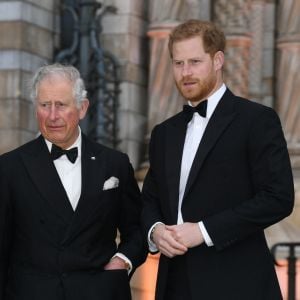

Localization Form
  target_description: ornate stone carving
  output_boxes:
[213,0,252,98]
[213,0,251,33]
[223,36,252,98]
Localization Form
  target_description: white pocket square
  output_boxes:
[103,176,119,190]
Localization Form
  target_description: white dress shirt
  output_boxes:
[148,84,226,251]
[45,130,82,211]
[178,84,226,246]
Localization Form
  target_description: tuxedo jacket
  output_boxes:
[0,134,147,300]
[142,89,294,300]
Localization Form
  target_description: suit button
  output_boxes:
[61,273,67,278]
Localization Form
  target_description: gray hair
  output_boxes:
[30,63,87,106]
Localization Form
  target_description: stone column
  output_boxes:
[213,0,252,98]
[248,0,276,107]
[101,0,148,169]
[0,0,56,153]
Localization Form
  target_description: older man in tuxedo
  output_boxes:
[0,63,146,300]
[142,20,294,300]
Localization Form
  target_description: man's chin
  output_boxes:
[180,91,197,100]
[179,89,204,102]
[44,134,64,144]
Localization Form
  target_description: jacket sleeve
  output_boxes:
[203,107,294,251]
[0,158,13,299]
[141,126,166,251]
[116,154,148,271]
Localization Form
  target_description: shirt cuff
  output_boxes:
[113,253,133,274]
[198,221,214,247]
[147,222,164,252]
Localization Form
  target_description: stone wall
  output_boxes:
[0,0,56,154]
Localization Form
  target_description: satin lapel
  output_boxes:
[20,136,74,223]
[165,113,187,223]
[184,90,237,198]
[64,135,106,243]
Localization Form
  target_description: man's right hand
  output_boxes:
[152,224,188,258]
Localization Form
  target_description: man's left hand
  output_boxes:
[166,222,204,248]
[104,256,128,271]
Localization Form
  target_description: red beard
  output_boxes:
[176,71,217,103]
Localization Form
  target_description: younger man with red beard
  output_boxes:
[142,20,294,300]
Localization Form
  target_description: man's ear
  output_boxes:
[214,51,224,71]
[79,99,89,120]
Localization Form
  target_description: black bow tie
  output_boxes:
[183,100,207,123]
[51,144,78,163]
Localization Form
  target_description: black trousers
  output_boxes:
[6,266,131,300]
[164,255,192,300]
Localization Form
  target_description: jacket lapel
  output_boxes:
[165,114,188,222]
[21,136,74,223]
[184,89,237,199]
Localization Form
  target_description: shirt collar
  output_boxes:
[188,83,226,119]
[44,126,82,157]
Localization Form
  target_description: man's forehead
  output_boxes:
[40,74,70,84]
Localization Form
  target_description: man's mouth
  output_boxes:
[48,125,63,130]
[183,81,197,87]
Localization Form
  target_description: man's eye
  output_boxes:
[40,103,49,108]
[191,60,201,65]
[56,103,65,107]
[173,61,183,67]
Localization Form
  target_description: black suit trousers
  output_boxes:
[6,267,131,300]
[164,256,192,300]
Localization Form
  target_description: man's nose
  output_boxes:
[49,106,59,120]
[182,63,192,76]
